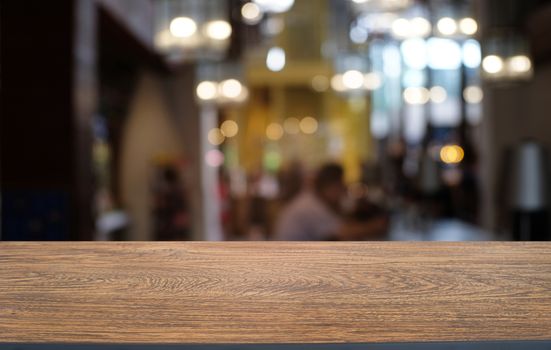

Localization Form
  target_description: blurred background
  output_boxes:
[1,0,550,241]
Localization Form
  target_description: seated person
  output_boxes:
[274,163,387,240]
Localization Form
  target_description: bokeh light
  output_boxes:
[482,55,504,74]
[508,55,532,73]
[436,17,457,36]
[207,128,225,145]
[205,149,224,167]
[403,87,430,105]
[220,120,239,138]
[342,70,364,89]
[204,20,232,40]
[299,116,318,134]
[169,17,197,38]
[459,17,478,35]
[283,117,300,134]
[219,79,243,99]
[311,75,329,92]
[266,122,284,140]
[266,46,286,72]
[241,2,263,25]
[430,86,447,104]
[463,86,483,104]
[440,144,465,164]
[196,81,218,101]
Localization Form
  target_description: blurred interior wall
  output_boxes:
[481,63,551,237]
[119,71,186,241]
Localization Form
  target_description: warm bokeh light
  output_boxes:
[299,116,318,134]
[482,55,504,74]
[283,117,300,134]
[459,17,478,35]
[220,120,239,138]
[311,75,329,92]
[204,20,232,40]
[430,86,447,104]
[169,17,197,38]
[403,87,430,105]
[219,79,243,99]
[207,128,225,145]
[508,55,532,73]
[266,122,284,140]
[241,2,263,25]
[463,86,483,104]
[330,74,346,92]
[266,47,286,72]
[363,72,382,90]
[440,144,465,164]
[342,70,364,89]
[436,17,457,36]
[196,81,218,100]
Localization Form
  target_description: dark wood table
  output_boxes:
[1,242,550,343]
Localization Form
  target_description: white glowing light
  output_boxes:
[508,55,532,73]
[463,86,483,104]
[430,86,447,103]
[427,38,462,70]
[342,70,364,89]
[241,2,263,25]
[459,17,478,35]
[363,72,382,90]
[220,79,243,99]
[221,120,239,138]
[170,17,197,38]
[411,17,432,37]
[482,55,504,74]
[204,20,232,40]
[391,18,410,38]
[437,17,457,36]
[266,47,285,72]
[462,39,481,68]
[253,0,294,13]
[401,38,428,70]
[383,45,402,78]
[403,87,430,104]
[196,81,218,100]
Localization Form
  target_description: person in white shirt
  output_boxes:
[275,163,387,240]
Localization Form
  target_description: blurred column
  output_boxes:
[168,67,223,241]
[199,105,224,241]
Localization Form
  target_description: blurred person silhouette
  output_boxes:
[274,163,387,240]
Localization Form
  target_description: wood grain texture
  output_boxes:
[1,242,551,343]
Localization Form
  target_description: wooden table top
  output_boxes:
[1,242,551,344]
